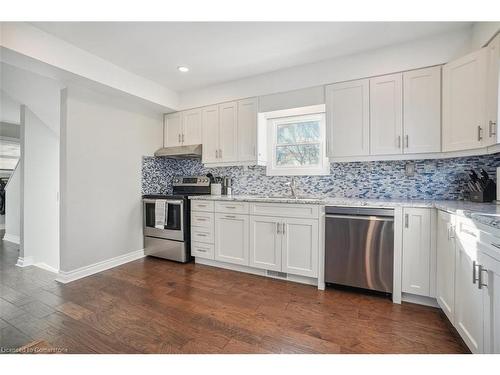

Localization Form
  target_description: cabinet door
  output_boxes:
[214,213,249,265]
[479,250,500,354]
[164,112,182,147]
[325,79,370,157]
[237,98,258,162]
[218,101,238,162]
[486,33,500,146]
[403,66,441,154]
[201,105,219,164]
[436,211,456,323]
[370,73,403,155]
[249,216,282,271]
[402,208,432,296]
[182,108,202,145]
[442,48,488,152]
[455,239,484,353]
[282,218,318,278]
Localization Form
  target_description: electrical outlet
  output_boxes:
[405,162,416,177]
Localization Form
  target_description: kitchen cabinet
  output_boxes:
[479,249,500,354]
[214,212,249,265]
[486,33,500,146]
[369,73,403,155]
[237,97,260,162]
[249,216,282,271]
[282,218,319,278]
[181,108,202,145]
[164,112,183,147]
[201,105,219,164]
[164,109,202,147]
[325,79,370,157]
[454,238,484,353]
[218,101,238,162]
[442,48,489,152]
[402,208,432,297]
[436,211,456,323]
[403,66,441,154]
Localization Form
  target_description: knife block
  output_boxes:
[469,180,497,203]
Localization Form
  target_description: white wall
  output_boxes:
[21,106,60,270]
[3,161,20,243]
[179,27,473,109]
[60,86,162,272]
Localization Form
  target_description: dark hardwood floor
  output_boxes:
[0,232,468,354]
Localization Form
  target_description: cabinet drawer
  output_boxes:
[215,201,249,214]
[191,242,214,260]
[191,200,214,212]
[191,211,214,229]
[250,203,319,218]
[191,226,214,244]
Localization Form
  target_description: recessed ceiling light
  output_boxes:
[177,66,189,73]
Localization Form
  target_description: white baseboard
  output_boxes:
[16,256,34,267]
[56,249,145,284]
[3,233,20,244]
[195,257,318,287]
[402,293,440,308]
[34,262,59,274]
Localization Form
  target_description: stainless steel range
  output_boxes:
[142,176,210,262]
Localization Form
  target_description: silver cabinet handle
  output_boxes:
[478,126,483,141]
[397,135,401,148]
[182,134,185,143]
[447,224,455,240]
[178,133,181,143]
[197,233,207,237]
[224,215,236,219]
[404,214,409,228]
[478,265,488,289]
[276,222,280,234]
[224,206,237,209]
[282,222,285,235]
[491,243,500,249]
[405,135,409,148]
[219,149,222,159]
[195,218,207,222]
[473,260,480,284]
[215,149,218,158]
[196,248,208,253]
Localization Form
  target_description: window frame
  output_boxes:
[264,105,329,176]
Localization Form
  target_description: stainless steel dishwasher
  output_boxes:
[325,206,394,293]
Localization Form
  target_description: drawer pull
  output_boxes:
[196,248,208,253]
[491,243,500,250]
[195,218,207,222]
[225,206,237,209]
[196,233,207,237]
[224,215,236,219]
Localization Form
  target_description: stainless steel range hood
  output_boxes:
[154,144,202,159]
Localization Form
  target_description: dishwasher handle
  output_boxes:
[325,214,394,222]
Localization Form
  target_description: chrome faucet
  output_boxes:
[288,176,298,198]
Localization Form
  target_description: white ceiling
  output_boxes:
[32,22,471,92]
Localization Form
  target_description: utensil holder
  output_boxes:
[211,183,222,196]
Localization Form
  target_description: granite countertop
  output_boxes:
[189,194,500,230]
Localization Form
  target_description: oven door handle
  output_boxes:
[325,214,393,222]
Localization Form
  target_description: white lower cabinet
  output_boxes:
[479,250,500,354]
[402,208,433,296]
[249,216,282,271]
[454,238,484,354]
[214,213,249,265]
[282,218,319,278]
[436,211,456,323]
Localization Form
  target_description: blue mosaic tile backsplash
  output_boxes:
[142,153,500,200]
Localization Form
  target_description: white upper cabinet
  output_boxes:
[218,101,238,163]
[442,48,489,152]
[238,97,259,162]
[403,66,442,154]
[201,105,219,164]
[182,108,202,145]
[486,33,500,146]
[164,112,183,147]
[402,208,432,297]
[369,73,403,155]
[325,79,370,157]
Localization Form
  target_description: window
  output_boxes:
[264,105,328,176]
